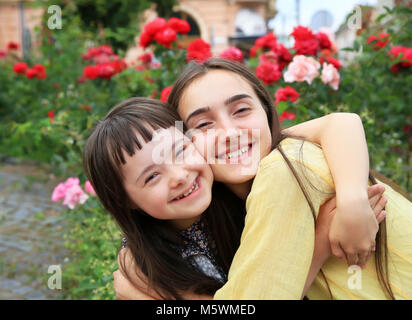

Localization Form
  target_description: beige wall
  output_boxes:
[0,1,43,55]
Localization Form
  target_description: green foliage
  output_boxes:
[61,197,122,300]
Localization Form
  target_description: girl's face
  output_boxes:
[177,69,272,186]
[121,126,214,229]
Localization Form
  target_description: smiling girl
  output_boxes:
[166,58,412,299]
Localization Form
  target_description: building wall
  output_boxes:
[0,0,43,55]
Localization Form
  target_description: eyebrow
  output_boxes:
[185,94,253,124]
[135,138,185,183]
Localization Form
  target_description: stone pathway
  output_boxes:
[0,160,69,299]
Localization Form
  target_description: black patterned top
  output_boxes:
[121,218,227,283]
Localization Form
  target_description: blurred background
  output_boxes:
[0,0,411,299]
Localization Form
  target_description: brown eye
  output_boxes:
[234,107,250,115]
[145,173,159,184]
[195,122,212,129]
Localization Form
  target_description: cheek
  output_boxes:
[130,187,170,218]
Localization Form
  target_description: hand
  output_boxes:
[328,184,387,268]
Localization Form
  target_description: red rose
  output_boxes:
[0,50,7,58]
[36,71,47,79]
[187,39,212,63]
[291,26,315,41]
[255,62,281,85]
[320,56,342,69]
[160,86,173,102]
[25,68,38,79]
[389,46,412,73]
[272,43,292,70]
[139,31,152,48]
[154,27,177,47]
[249,45,259,57]
[144,17,167,37]
[275,86,300,105]
[83,65,100,80]
[316,32,332,50]
[7,41,19,50]
[255,33,277,51]
[219,47,243,62]
[167,17,190,35]
[279,111,296,123]
[13,62,28,74]
[294,38,319,56]
[138,52,154,64]
[48,110,55,123]
[367,33,390,50]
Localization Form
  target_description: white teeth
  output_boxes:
[175,180,199,200]
[225,146,250,160]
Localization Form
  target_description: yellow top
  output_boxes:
[214,138,412,300]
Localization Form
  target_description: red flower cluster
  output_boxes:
[160,86,173,102]
[367,33,390,50]
[186,39,212,63]
[139,17,190,48]
[319,56,342,69]
[7,41,19,50]
[13,62,47,79]
[291,26,332,56]
[250,33,278,57]
[138,52,154,64]
[275,86,300,105]
[83,59,127,80]
[389,46,412,73]
[82,44,118,64]
[219,46,243,62]
[255,62,281,85]
[279,111,296,124]
[250,33,293,85]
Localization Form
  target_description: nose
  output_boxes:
[215,115,242,150]
[168,165,189,189]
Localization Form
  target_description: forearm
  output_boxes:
[284,113,370,202]
[319,113,369,202]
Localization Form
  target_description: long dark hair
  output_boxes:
[83,97,246,299]
[168,58,395,300]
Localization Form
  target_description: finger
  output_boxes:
[376,210,387,224]
[360,251,371,269]
[368,192,382,208]
[367,184,385,199]
[357,251,369,269]
[330,241,346,262]
[373,197,388,216]
[346,252,359,266]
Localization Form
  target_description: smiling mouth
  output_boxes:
[173,177,200,201]
[217,143,253,160]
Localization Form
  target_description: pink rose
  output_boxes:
[284,55,320,84]
[63,184,89,210]
[321,62,340,90]
[51,182,67,202]
[84,181,96,196]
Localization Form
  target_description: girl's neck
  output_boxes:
[225,180,253,200]
[170,214,202,231]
